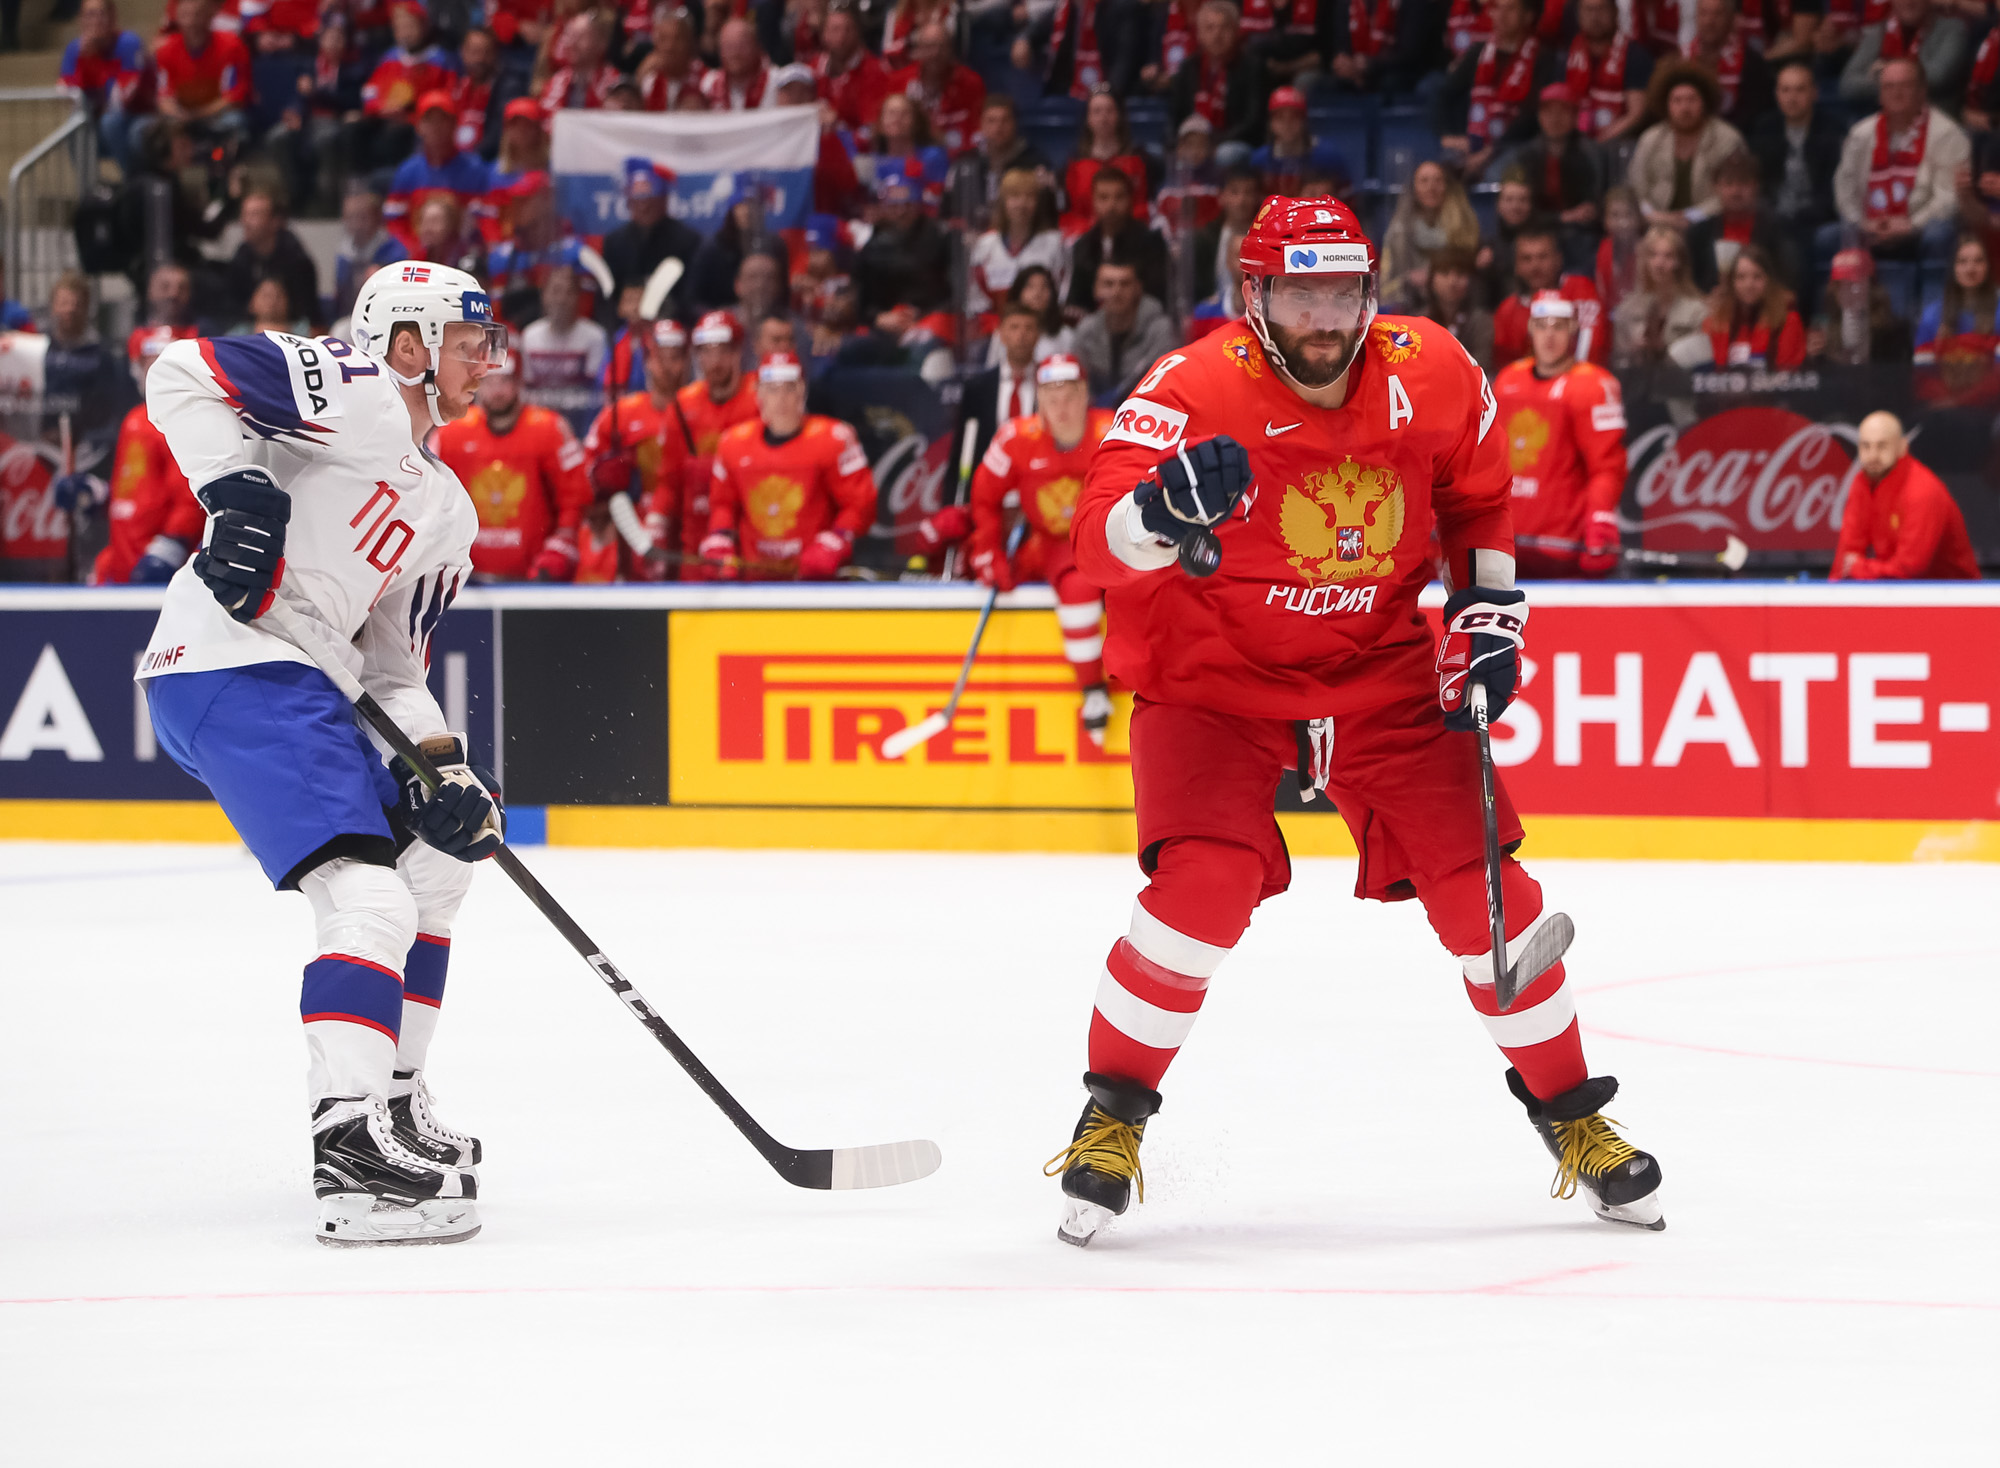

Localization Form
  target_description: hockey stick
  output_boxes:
[1622,535,1749,573]
[1470,682,1575,1012]
[880,516,1028,759]
[638,257,685,321]
[939,416,978,582]
[261,598,943,1191]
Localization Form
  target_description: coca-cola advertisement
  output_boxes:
[0,430,59,567]
[1628,406,1859,557]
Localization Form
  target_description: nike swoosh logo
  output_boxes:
[1266,421,1302,437]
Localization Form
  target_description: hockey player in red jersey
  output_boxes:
[1492,224,1608,366]
[674,310,760,578]
[433,347,593,580]
[91,334,204,584]
[702,352,878,580]
[1046,197,1665,1246]
[584,317,691,578]
[962,354,1120,744]
[1491,291,1628,577]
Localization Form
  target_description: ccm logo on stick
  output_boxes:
[1105,398,1188,451]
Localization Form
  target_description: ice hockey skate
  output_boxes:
[1045,1072,1161,1246]
[1506,1068,1665,1230]
[1079,684,1114,747]
[387,1068,482,1170]
[312,1095,481,1247]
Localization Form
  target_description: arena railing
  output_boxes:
[3,90,96,318]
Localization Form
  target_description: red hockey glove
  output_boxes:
[530,528,579,582]
[1578,511,1621,577]
[1437,586,1528,731]
[699,530,740,580]
[968,543,1015,590]
[591,453,636,499]
[918,505,972,549]
[798,528,853,580]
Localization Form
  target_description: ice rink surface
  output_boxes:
[1,840,1994,1464]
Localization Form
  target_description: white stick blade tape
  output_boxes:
[830,1140,943,1189]
[880,714,947,760]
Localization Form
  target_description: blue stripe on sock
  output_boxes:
[301,955,404,1036]
[403,935,450,1006]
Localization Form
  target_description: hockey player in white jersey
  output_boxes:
[136,263,507,1246]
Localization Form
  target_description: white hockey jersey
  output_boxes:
[135,331,476,747]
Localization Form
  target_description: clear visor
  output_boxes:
[1258,273,1374,332]
[441,322,511,368]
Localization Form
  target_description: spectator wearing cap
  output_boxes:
[386,90,495,247]
[1064,165,1169,317]
[1510,84,1604,273]
[1685,0,1774,134]
[489,97,550,194]
[702,350,877,582]
[891,22,986,156]
[948,95,1056,225]
[542,12,623,110]
[1686,151,1794,292]
[1169,1,1268,171]
[151,0,252,154]
[347,0,457,177]
[1191,164,1262,314]
[813,6,887,140]
[1830,411,1980,579]
[855,173,953,329]
[1074,259,1178,401]
[1840,0,1970,110]
[1808,247,1911,363]
[701,17,775,108]
[1441,0,1561,182]
[600,157,702,302]
[1152,114,1223,242]
[1751,59,1844,236]
[865,92,952,208]
[956,298,1046,472]
[1059,90,1157,238]
[1830,56,1968,267]
[1627,63,1749,231]
[63,0,154,176]
[970,167,1067,320]
[225,189,324,333]
[1557,0,1652,145]
[1249,87,1353,200]
[633,7,706,111]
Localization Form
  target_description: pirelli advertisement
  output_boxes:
[2,584,1997,860]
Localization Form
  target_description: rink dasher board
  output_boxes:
[1,584,1997,862]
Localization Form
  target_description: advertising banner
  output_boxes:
[669,608,1136,809]
[549,106,820,239]
[1628,405,1858,557]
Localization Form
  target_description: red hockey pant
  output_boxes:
[1087,694,1588,1102]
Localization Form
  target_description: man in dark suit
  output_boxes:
[953,301,1044,476]
[598,158,703,308]
[1749,59,1845,235]
[1065,166,1170,316]
[1167,0,1268,169]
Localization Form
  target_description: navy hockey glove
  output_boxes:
[130,535,190,585]
[52,472,107,514]
[393,736,505,862]
[1134,434,1252,542]
[193,468,290,624]
[1437,586,1528,730]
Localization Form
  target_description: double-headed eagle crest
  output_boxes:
[1036,474,1083,535]
[1277,458,1406,583]
[1505,409,1549,474]
[746,475,805,539]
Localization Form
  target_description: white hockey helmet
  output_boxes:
[351,261,508,426]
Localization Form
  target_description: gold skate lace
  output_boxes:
[1548,1113,1639,1199]
[1043,1108,1146,1203]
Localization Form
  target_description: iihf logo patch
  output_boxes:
[1337,526,1364,561]
[400,264,433,284]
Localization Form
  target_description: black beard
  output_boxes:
[1269,325,1355,388]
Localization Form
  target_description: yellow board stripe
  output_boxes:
[4,800,1996,863]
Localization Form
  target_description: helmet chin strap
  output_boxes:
[387,345,448,429]
[1249,279,1376,394]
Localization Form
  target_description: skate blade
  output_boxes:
[1056,1198,1116,1247]
[316,1193,483,1247]
[1591,1191,1666,1231]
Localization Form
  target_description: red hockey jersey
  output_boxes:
[672,377,760,551]
[970,407,1115,566]
[708,415,878,578]
[1075,316,1512,720]
[433,404,591,579]
[92,405,202,584]
[1491,356,1627,558]
[1492,275,1608,365]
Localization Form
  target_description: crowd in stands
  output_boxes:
[24,0,1999,581]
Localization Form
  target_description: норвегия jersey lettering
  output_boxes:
[137,330,477,745]
[1074,317,1514,721]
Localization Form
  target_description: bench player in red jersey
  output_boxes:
[1045,197,1666,1246]
[962,354,1119,744]
[91,331,204,585]
[672,310,759,579]
[1491,291,1629,577]
[584,317,691,579]
[701,352,878,580]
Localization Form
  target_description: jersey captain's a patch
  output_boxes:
[1370,321,1422,365]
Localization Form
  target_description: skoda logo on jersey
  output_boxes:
[1283,243,1371,275]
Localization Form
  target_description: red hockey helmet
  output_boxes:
[1237,196,1379,384]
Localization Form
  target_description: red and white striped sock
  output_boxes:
[1457,909,1588,1099]
[1055,596,1106,688]
[1088,898,1235,1091]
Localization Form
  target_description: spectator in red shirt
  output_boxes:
[453,26,504,157]
[892,21,985,156]
[701,17,774,108]
[63,0,154,173]
[1703,243,1807,367]
[814,4,887,141]
[240,0,315,53]
[542,11,622,110]
[1060,88,1156,237]
[346,1,458,178]
[635,5,706,109]
[151,0,251,151]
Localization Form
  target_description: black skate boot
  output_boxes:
[1080,684,1114,748]
[1044,1072,1161,1247]
[1506,1068,1665,1231]
[387,1069,482,1169]
[312,1095,481,1247]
